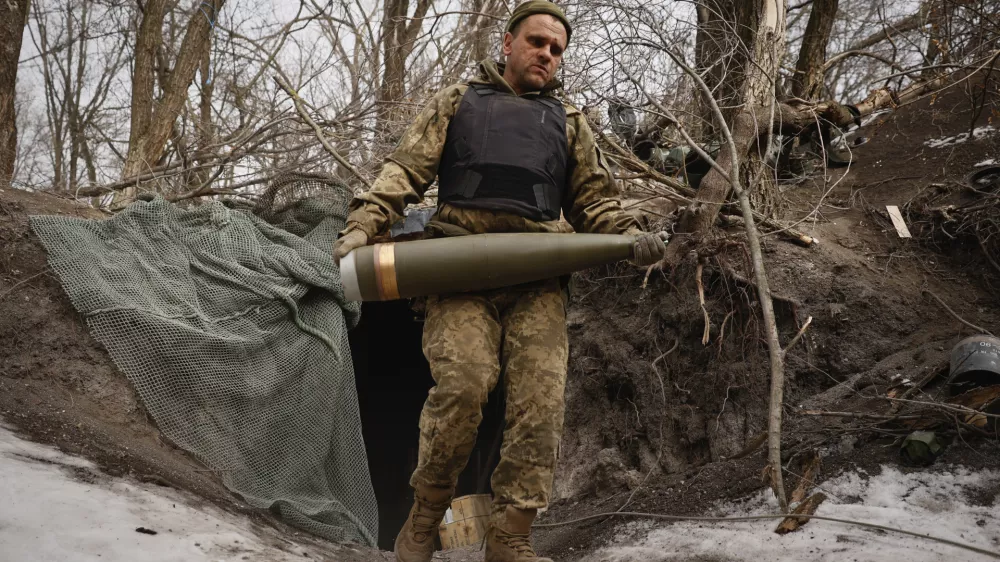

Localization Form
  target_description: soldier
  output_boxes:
[333,2,667,560]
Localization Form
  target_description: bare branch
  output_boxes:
[274,75,372,189]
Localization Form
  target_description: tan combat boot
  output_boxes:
[394,486,452,562]
[485,505,553,562]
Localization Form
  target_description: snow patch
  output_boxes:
[0,425,313,562]
[924,126,996,148]
[583,465,1000,562]
[976,159,997,167]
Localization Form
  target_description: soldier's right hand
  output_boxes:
[333,230,368,265]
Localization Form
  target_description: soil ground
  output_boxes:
[1,74,999,561]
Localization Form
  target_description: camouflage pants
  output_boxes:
[409,278,568,512]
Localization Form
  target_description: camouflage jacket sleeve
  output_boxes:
[562,110,643,236]
[341,84,467,239]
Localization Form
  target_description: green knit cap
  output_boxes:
[505,1,572,45]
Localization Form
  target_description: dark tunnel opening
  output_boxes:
[350,299,505,550]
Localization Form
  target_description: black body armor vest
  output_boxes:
[437,84,570,221]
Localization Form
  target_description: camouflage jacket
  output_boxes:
[340,60,642,239]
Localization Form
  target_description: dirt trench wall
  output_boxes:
[554,264,770,500]
[0,191,142,425]
[552,217,1000,501]
[0,189,246,512]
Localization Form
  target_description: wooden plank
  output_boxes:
[886,205,912,238]
[789,451,821,504]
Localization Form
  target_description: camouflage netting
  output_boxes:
[29,176,378,546]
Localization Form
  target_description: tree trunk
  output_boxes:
[38,3,67,192]
[379,0,408,119]
[695,1,763,129]
[378,0,433,127]
[683,0,786,235]
[68,1,90,193]
[80,125,98,185]
[118,0,225,207]
[694,3,715,140]
[125,0,167,179]
[193,46,214,188]
[469,0,498,63]
[0,0,30,187]
[922,0,953,76]
[791,0,839,99]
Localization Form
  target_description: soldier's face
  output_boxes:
[502,15,566,94]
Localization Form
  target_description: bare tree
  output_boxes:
[124,0,166,185]
[117,0,226,207]
[0,0,31,187]
[12,0,505,200]
[27,0,128,191]
[7,0,990,213]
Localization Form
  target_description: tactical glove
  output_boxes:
[333,230,368,265]
[630,231,669,266]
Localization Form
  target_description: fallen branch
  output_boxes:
[714,102,790,516]
[775,492,827,534]
[950,385,1000,411]
[724,431,767,460]
[717,267,804,311]
[891,362,948,410]
[719,212,815,247]
[798,410,921,421]
[789,452,821,504]
[647,46,791,511]
[923,289,994,336]
[0,269,52,302]
[782,316,813,359]
[890,395,1000,420]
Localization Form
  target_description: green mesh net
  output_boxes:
[29,177,377,546]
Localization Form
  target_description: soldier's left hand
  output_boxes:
[333,230,369,265]
[630,231,669,266]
